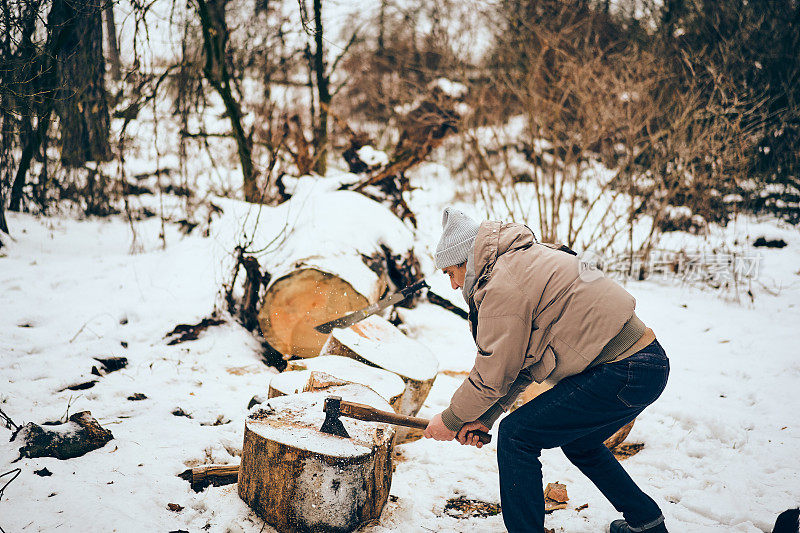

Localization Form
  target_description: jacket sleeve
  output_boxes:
[441,278,534,431]
[474,368,534,429]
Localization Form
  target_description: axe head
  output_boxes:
[320,396,350,439]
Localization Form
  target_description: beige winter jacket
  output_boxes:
[440,221,643,432]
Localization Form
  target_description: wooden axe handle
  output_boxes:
[335,400,492,444]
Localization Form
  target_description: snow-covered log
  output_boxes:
[214,186,422,359]
[285,355,406,410]
[14,411,113,460]
[321,315,438,418]
[238,385,395,533]
[259,263,388,358]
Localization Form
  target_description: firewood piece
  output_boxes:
[268,370,350,399]
[613,442,645,460]
[238,385,395,533]
[14,411,113,460]
[603,420,635,450]
[258,267,386,358]
[321,315,438,417]
[304,370,352,393]
[178,464,240,492]
[286,355,405,410]
[544,482,569,512]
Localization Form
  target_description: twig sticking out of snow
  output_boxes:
[0,409,18,432]
[0,468,22,502]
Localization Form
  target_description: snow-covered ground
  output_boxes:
[1,198,799,532]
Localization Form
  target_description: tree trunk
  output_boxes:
[9,110,51,211]
[49,0,112,167]
[239,386,395,532]
[321,315,438,418]
[6,0,50,212]
[103,3,121,81]
[195,0,258,202]
[312,0,329,175]
[0,194,8,237]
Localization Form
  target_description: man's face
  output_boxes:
[442,263,467,290]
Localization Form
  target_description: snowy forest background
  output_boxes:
[2,0,799,242]
[1,0,800,532]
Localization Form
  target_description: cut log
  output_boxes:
[258,265,386,358]
[217,192,421,359]
[286,355,406,410]
[321,315,438,418]
[239,385,395,533]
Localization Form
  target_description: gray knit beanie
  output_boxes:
[434,208,480,269]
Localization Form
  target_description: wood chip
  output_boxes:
[544,482,569,513]
[544,482,568,503]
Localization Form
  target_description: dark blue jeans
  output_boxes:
[497,340,669,532]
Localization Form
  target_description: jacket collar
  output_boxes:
[473,221,535,285]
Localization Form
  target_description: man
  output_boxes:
[423,208,670,533]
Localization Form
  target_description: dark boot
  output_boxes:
[609,517,668,533]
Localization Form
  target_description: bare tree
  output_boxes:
[194,0,258,201]
[103,1,121,81]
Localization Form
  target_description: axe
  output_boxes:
[314,279,428,334]
[320,396,492,445]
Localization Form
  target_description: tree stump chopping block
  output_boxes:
[321,315,438,418]
[239,385,395,533]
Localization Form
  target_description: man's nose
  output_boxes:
[451,278,459,289]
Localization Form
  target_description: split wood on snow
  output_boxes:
[320,315,438,418]
[282,356,406,410]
